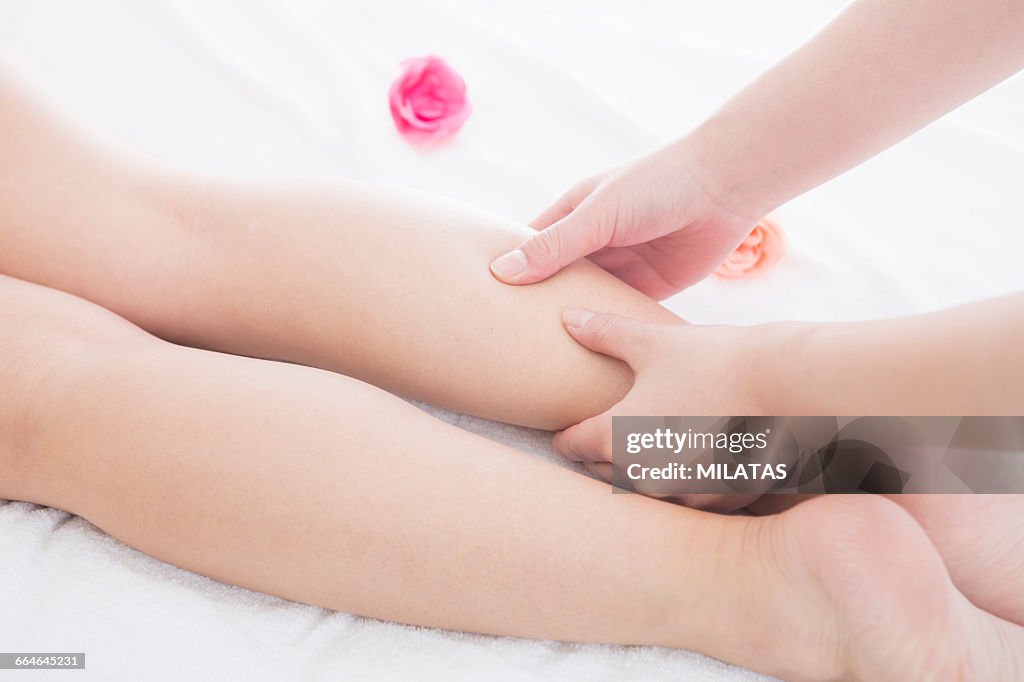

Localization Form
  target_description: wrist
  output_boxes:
[740,321,824,416]
[674,323,793,417]
[671,114,792,223]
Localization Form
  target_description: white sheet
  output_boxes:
[2,1,1023,680]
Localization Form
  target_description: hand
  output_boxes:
[489,142,762,300]
[553,307,768,512]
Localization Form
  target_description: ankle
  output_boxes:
[741,512,846,680]
[657,512,836,680]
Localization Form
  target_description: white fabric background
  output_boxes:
[1,1,1022,680]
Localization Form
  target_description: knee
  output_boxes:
[0,277,149,401]
[0,276,154,496]
[0,274,147,347]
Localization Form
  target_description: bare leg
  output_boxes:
[2,174,680,430]
[0,54,677,430]
[4,274,1024,680]
[5,52,1024,677]
[1,274,732,651]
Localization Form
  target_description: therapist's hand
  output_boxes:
[490,0,1024,300]
[489,143,761,300]
[554,307,767,512]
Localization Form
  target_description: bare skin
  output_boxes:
[554,305,1024,628]
[492,0,1024,295]
[0,52,676,430]
[495,0,1024,635]
[2,52,1024,679]
[3,274,1024,681]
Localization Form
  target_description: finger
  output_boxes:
[674,493,763,513]
[560,310,655,369]
[582,461,615,482]
[587,247,675,300]
[585,245,633,271]
[528,200,574,232]
[746,494,819,516]
[529,177,601,230]
[490,202,612,285]
[553,414,612,462]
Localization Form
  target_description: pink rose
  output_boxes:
[389,55,471,143]
[714,217,786,279]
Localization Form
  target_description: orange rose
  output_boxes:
[714,217,785,279]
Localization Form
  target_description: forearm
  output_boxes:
[755,294,1024,415]
[684,0,1024,214]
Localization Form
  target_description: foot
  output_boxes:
[891,494,1024,625]
[723,495,1024,680]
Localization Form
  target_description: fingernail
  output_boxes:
[490,250,527,279]
[562,308,595,329]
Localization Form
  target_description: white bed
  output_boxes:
[1,1,1023,680]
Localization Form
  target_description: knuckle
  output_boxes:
[588,315,620,347]
[526,226,566,265]
[587,461,613,482]
[588,214,616,247]
[553,430,582,461]
[563,185,588,210]
[568,199,615,248]
[570,175,601,204]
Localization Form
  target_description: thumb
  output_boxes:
[561,309,655,369]
[490,206,611,285]
[552,411,612,462]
